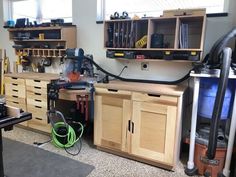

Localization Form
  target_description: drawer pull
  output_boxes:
[11,77,17,80]
[34,93,41,96]
[147,94,161,97]
[12,95,18,98]
[128,120,131,132]
[13,101,19,104]
[34,86,41,89]
[35,106,42,109]
[34,80,41,83]
[12,83,18,86]
[35,99,42,102]
[35,117,43,121]
[12,89,18,92]
[107,89,118,92]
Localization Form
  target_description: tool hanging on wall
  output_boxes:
[16,51,31,72]
[1,50,10,95]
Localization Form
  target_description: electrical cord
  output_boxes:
[98,65,128,82]
[85,56,191,85]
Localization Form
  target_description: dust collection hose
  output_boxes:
[207,48,232,159]
[84,56,191,85]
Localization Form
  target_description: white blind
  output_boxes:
[105,0,226,19]
[11,0,72,22]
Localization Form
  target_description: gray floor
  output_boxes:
[3,127,190,177]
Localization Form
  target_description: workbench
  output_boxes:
[94,81,187,170]
[0,112,32,177]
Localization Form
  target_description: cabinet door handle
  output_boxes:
[128,120,131,132]
[131,122,134,134]
[147,93,160,97]
[107,89,118,92]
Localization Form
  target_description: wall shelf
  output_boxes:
[104,13,206,61]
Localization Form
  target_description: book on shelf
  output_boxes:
[179,23,189,49]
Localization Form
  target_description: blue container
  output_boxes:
[198,78,235,120]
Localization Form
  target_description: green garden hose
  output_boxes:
[51,121,84,148]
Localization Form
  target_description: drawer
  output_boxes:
[132,92,178,106]
[5,84,26,98]
[28,117,51,133]
[27,98,47,108]
[26,86,47,94]
[95,88,131,99]
[26,79,49,88]
[27,91,47,102]
[4,76,25,85]
[27,104,47,119]
[5,95,26,104]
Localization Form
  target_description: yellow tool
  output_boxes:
[1,50,10,95]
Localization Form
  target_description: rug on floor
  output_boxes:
[3,138,95,177]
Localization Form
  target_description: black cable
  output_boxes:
[33,138,52,146]
[64,138,82,156]
[85,56,191,85]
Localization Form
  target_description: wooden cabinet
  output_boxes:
[104,10,206,61]
[94,81,186,170]
[4,73,59,133]
[94,88,132,152]
[8,26,76,58]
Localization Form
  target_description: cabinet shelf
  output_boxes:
[104,13,206,61]
[14,39,66,42]
[16,48,66,58]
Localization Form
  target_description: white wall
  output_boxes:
[0,0,236,81]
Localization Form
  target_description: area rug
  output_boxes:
[3,138,95,177]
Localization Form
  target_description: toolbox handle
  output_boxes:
[34,93,41,96]
[12,83,18,86]
[35,106,42,109]
[107,89,118,92]
[34,86,41,89]
[147,93,161,97]
[35,99,42,102]
[35,117,43,121]
[13,89,18,92]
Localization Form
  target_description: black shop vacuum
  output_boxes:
[185,28,236,177]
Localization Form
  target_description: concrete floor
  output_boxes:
[3,127,190,177]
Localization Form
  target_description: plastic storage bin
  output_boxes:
[198,78,234,120]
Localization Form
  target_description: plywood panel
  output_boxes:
[140,111,166,153]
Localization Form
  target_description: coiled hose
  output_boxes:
[50,111,84,149]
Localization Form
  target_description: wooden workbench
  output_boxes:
[94,81,187,170]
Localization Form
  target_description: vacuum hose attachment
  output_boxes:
[207,47,232,159]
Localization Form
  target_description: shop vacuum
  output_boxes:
[185,28,236,177]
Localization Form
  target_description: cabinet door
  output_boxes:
[131,101,177,164]
[94,92,131,152]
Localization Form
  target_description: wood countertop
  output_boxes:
[4,72,60,81]
[94,81,186,96]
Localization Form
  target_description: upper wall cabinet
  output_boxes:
[8,26,77,58]
[104,12,206,62]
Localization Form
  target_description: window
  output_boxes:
[102,0,227,20]
[10,0,72,23]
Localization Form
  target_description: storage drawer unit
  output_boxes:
[4,76,27,126]
[4,73,59,133]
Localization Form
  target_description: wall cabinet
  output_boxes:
[104,11,206,61]
[94,81,186,170]
[8,26,76,58]
[4,73,59,133]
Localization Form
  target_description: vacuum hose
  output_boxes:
[84,56,191,85]
[207,47,232,159]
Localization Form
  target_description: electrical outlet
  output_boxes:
[141,62,149,71]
